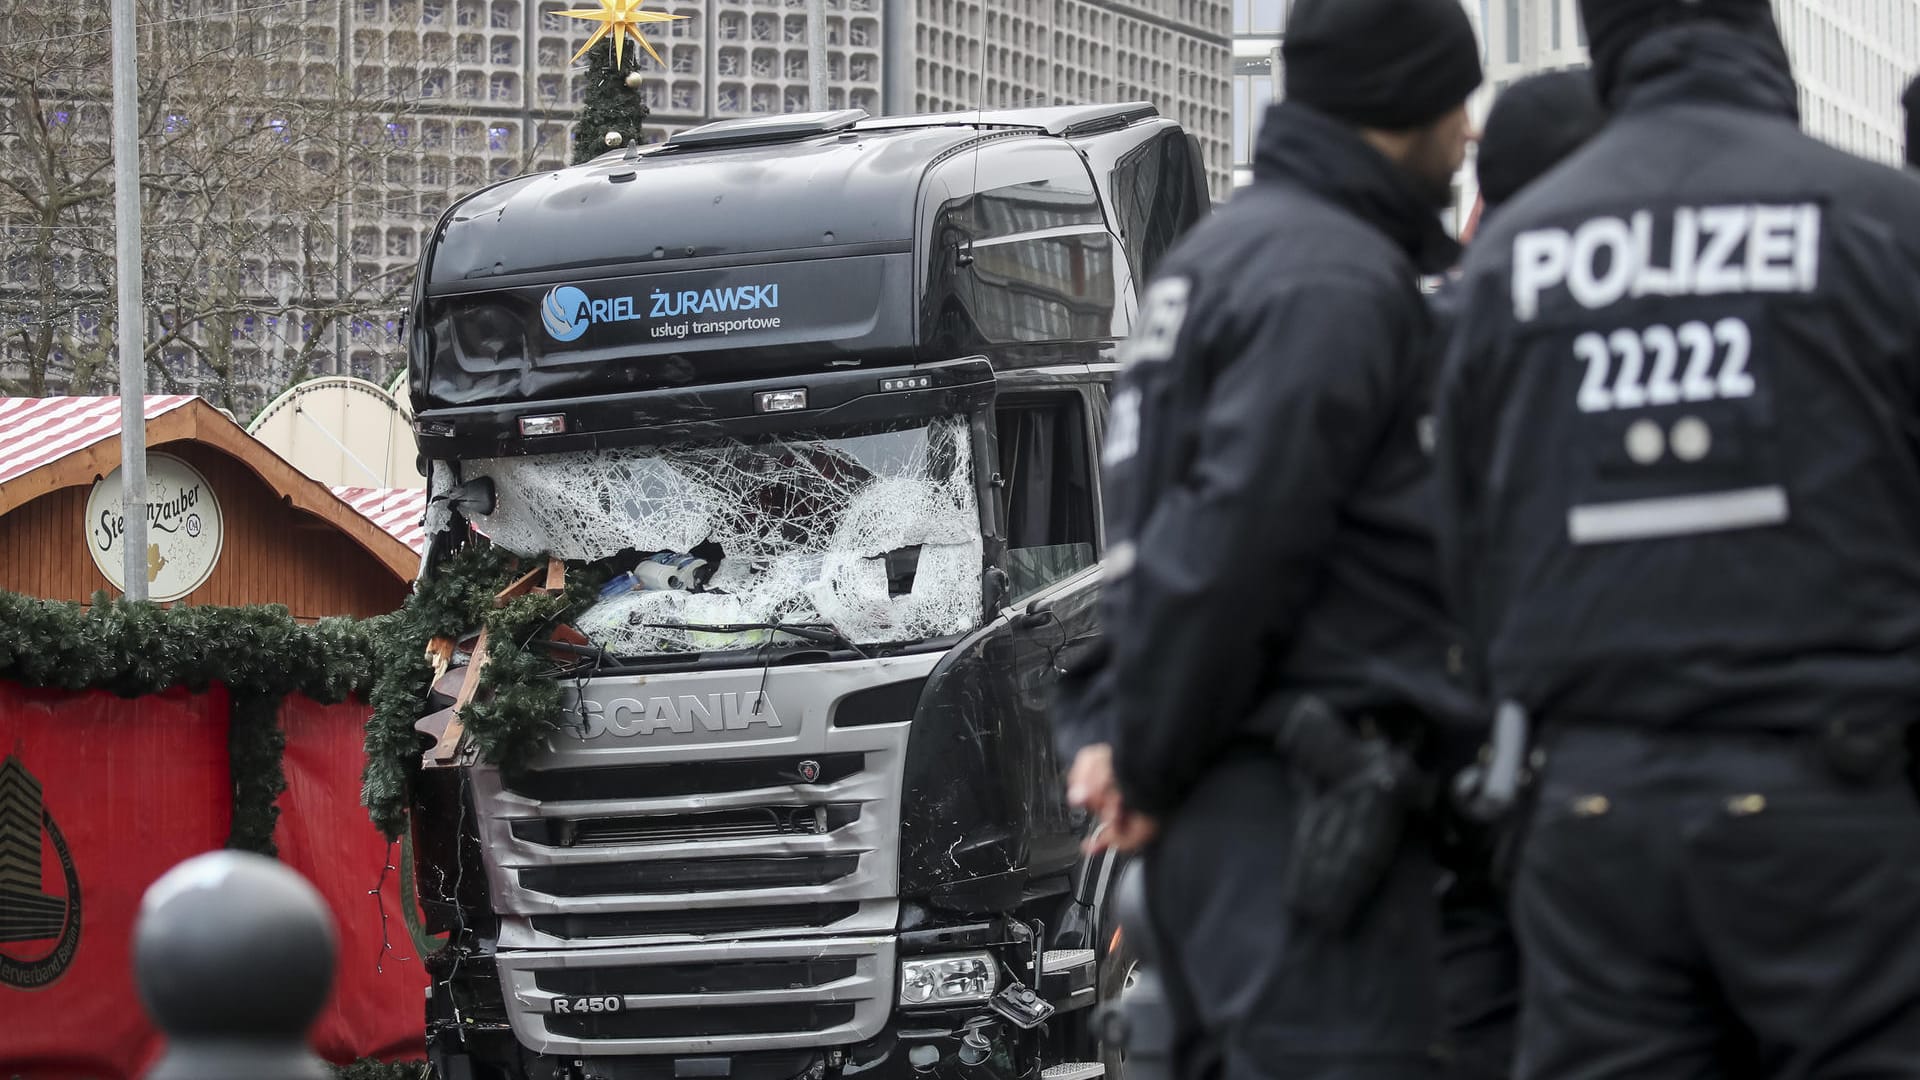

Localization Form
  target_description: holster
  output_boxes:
[1275,696,1433,932]
[1448,701,1538,889]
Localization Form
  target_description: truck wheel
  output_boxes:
[1097,926,1140,1080]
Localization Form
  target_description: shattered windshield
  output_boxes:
[467,416,983,655]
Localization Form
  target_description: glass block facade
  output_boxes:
[1,0,1231,405]
[1471,0,1920,182]
[369,0,1230,282]
[904,0,1233,197]
[1235,1,1920,229]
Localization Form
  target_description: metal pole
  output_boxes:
[807,0,827,112]
[111,0,148,602]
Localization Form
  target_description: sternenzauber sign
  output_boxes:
[85,453,224,602]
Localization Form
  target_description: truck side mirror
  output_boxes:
[1013,596,1056,630]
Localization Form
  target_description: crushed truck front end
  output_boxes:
[399,105,1209,1080]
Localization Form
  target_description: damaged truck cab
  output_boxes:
[404,104,1209,1080]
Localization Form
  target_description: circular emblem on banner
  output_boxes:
[85,452,224,602]
[0,756,83,990]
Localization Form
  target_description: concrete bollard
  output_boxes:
[134,850,338,1080]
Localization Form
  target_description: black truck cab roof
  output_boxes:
[407,103,1209,461]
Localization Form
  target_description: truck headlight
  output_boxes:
[898,952,998,1006]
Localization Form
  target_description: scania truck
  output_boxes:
[401,103,1210,1080]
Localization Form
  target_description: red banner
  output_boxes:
[277,693,430,1064]
[0,682,232,1080]
[0,685,430,1078]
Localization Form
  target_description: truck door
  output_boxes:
[994,385,1104,880]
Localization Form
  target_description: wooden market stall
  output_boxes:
[0,396,434,1076]
[0,396,421,619]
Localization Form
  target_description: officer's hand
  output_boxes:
[1092,809,1160,854]
[1068,744,1160,854]
[1067,744,1121,816]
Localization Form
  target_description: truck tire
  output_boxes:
[1097,923,1141,1080]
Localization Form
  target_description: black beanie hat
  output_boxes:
[1581,0,1780,102]
[1478,70,1606,209]
[1282,0,1484,131]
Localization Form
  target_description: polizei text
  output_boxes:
[1512,204,1821,320]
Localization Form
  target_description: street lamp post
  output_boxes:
[110,0,149,602]
[808,0,827,111]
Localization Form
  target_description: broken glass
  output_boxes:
[467,416,983,654]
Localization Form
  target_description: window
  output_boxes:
[1110,128,1208,282]
[996,393,1100,601]
[1505,0,1521,62]
[1232,59,1273,167]
[1551,0,1561,49]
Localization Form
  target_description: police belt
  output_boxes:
[1546,715,1918,787]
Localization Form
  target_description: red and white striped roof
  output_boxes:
[0,395,195,486]
[0,395,427,554]
[332,485,428,554]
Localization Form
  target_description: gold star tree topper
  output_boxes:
[559,0,689,69]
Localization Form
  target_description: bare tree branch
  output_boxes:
[0,0,434,416]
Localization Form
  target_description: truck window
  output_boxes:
[997,392,1098,601]
[1109,129,1208,282]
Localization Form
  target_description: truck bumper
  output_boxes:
[431,1004,1055,1080]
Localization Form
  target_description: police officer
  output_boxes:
[1061,0,1481,1076]
[1435,1,1920,1076]
[1431,70,1605,1080]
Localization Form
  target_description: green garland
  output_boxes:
[360,542,604,840]
[228,689,290,856]
[0,592,378,856]
[461,573,603,767]
[0,540,601,852]
[360,543,517,839]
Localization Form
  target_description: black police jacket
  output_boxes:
[1437,23,1920,732]
[1083,102,1475,816]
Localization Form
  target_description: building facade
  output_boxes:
[0,0,1231,412]
[899,0,1232,196]
[365,0,1233,358]
[1233,0,1920,211]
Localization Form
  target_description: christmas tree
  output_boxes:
[572,38,653,165]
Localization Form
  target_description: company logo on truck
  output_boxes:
[571,691,785,741]
[542,284,643,342]
[648,284,780,318]
[540,281,784,343]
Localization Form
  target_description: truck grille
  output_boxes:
[518,855,861,897]
[528,903,862,941]
[547,1005,858,1041]
[494,936,896,1056]
[469,658,929,1058]
[510,805,861,848]
[503,754,865,802]
[536,958,859,997]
